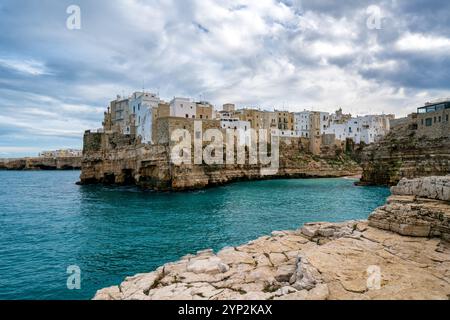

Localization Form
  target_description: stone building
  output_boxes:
[152,102,171,141]
[196,101,214,120]
[109,95,131,134]
[222,103,236,112]
[415,99,450,138]
[236,108,265,130]
[275,110,294,131]
[309,112,322,155]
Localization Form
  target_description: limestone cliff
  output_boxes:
[79,132,361,191]
[359,121,450,186]
[0,157,81,170]
[93,176,450,300]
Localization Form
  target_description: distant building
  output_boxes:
[39,149,82,158]
[220,118,250,131]
[275,110,294,131]
[130,92,160,143]
[294,111,311,137]
[109,95,131,134]
[324,112,394,144]
[294,111,329,138]
[415,99,450,138]
[270,129,299,137]
[236,108,265,130]
[170,97,196,119]
[222,103,236,112]
[196,101,214,120]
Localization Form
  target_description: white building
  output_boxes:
[170,97,196,119]
[129,92,160,143]
[294,111,311,137]
[324,114,393,144]
[294,111,329,137]
[220,118,250,131]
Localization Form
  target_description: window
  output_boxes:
[192,115,195,119]
[438,116,441,122]
[185,114,189,118]
[425,118,432,126]
[200,115,203,119]
[446,115,449,122]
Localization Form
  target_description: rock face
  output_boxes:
[0,157,81,170]
[93,177,450,300]
[80,132,361,191]
[391,176,450,201]
[368,176,450,241]
[359,121,450,186]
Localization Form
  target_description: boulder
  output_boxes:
[187,256,229,274]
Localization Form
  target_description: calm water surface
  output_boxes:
[0,171,390,300]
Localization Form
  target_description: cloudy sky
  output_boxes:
[0,0,449,157]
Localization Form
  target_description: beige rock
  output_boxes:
[187,256,229,274]
[93,286,122,300]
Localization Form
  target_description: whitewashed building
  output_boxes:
[220,118,250,131]
[324,114,394,144]
[129,92,160,143]
[294,111,329,137]
[170,97,196,119]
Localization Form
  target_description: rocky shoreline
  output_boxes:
[94,176,450,300]
[0,157,81,170]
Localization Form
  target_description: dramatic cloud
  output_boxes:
[0,0,449,156]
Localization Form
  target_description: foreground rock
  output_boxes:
[94,177,450,300]
[369,176,450,240]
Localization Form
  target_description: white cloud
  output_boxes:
[396,33,450,53]
[0,58,51,76]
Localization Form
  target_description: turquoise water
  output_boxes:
[0,171,390,300]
